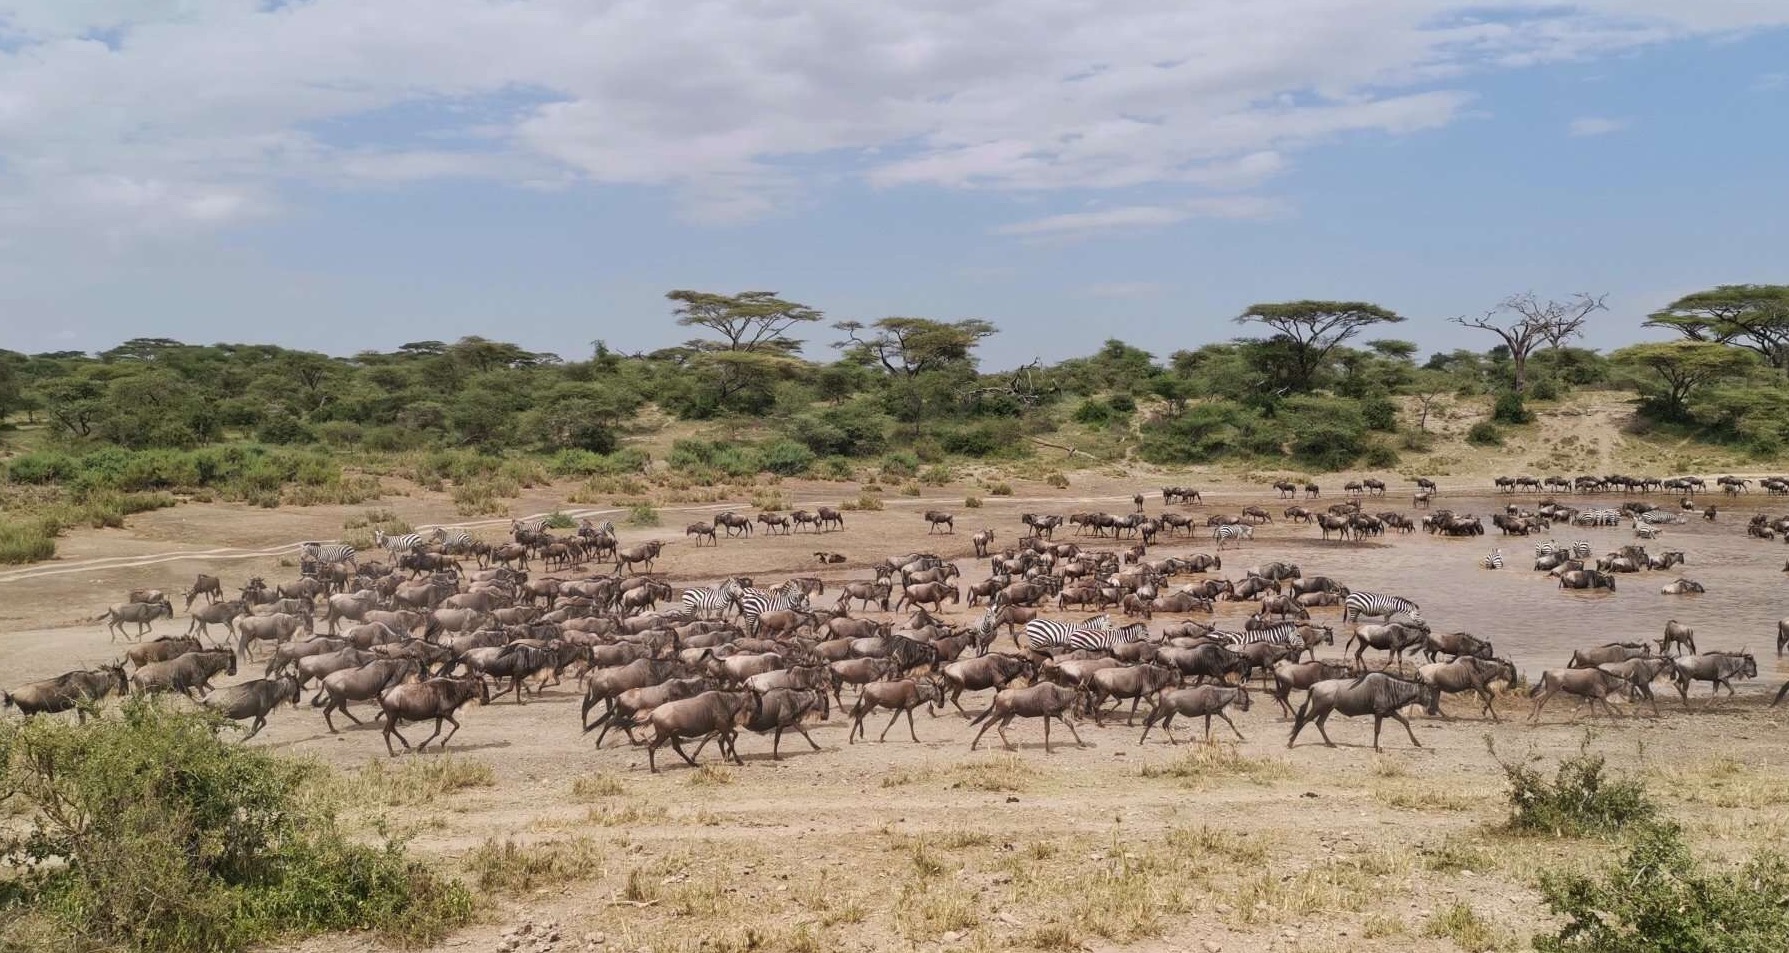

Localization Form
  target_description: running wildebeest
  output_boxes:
[1287,673,1436,752]
[1138,685,1252,744]
[378,675,490,756]
[3,665,130,722]
[968,683,1084,754]
[204,675,301,740]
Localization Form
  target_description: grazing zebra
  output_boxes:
[373,528,425,555]
[300,542,356,566]
[431,527,474,550]
[1482,550,1505,570]
[1068,623,1151,653]
[681,578,744,620]
[1343,591,1423,624]
[1213,524,1254,550]
[736,589,810,637]
[1022,614,1112,653]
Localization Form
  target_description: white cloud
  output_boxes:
[994,196,1291,239]
[1754,72,1787,91]
[0,1,1781,231]
[1568,116,1629,136]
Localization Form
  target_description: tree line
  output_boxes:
[2,284,1787,483]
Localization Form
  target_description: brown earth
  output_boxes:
[5,410,1789,953]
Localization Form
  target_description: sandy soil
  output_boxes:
[6,442,1789,952]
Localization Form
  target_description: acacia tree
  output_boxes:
[1610,341,1758,419]
[832,317,996,376]
[667,290,822,355]
[1644,285,1789,369]
[1450,292,1606,395]
[1233,301,1403,393]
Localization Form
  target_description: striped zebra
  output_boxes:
[735,588,810,637]
[431,526,474,550]
[1570,540,1593,558]
[1574,509,1621,527]
[1637,511,1677,525]
[1343,591,1423,624]
[681,577,743,620]
[1534,540,1562,559]
[373,528,424,555]
[1481,549,1504,570]
[1021,614,1112,653]
[1220,625,1300,649]
[299,541,356,566]
[1067,622,1151,653]
[512,518,548,539]
[579,518,616,539]
[1213,524,1254,550]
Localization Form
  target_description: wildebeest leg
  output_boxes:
[1060,715,1085,748]
[848,707,867,743]
[1390,711,1421,748]
[647,738,663,773]
[1314,711,1336,747]
[794,722,821,752]
[1527,688,1554,721]
[969,716,999,751]
[670,736,699,766]
[994,716,1014,751]
[1773,680,1789,707]
[722,728,744,765]
[1042,715,1053,754]
[242,715,267,742]
[905,707,921,743]
[1126,695,1144,727]
[384,721,409,757]
[417,715,449,750]
[770,727,783,760]
[1217,711,1245,741]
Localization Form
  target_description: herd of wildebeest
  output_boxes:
[4,472,1787,769]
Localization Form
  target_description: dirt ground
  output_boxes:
[5,458,1789,953]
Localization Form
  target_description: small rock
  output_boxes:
[1203,941,1223,953]
[995,912,1021,926]
[1005,796,1019,803]
[941,930,967,943]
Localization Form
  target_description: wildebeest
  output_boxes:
[1086,663,1181,727]
[848,678,943,744]
[1346,622,1429,668]
[125,635,204,668]
[3,664,129,721]
[131,649,238,699]
[1287,673,1436,751]
[1670,651,1757,707]
[235,611,313,660]
[968,683,1084,754]
[1658,621,1696,656]
[1528,668,1636,721]
[1567,642,1651,668]
[1557,570,1616,591]
[1268,659,1351,718]
[204,675,301,740]
[1138,685,1252,744]
[643,691,755,772]
[938,654,1033,715]
[104,601,173,641]
[316,659,423,731]
[923,510,955,534]
[378,675,490,756]
[1658,578,1705,595]
[1416,657,1517,721]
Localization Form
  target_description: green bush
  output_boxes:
[0,519,58,564]
[988,482,1014,496]
[1106,393,1137,414]
[3,452,76,485]
[1492,391,1534,425]
[1495,741,1656,838]
[1528,376,1563,401]
[0,699,472,952]
[964,496,983,508]
[1466,421,1503,446]
[1361,397,1398,432]
[1537,823,1789,953]
[543,511,577,529]
[1072,399,1113,427]
[757,440,816,477]
[879,451,920,478]
[1360,442,1400,468]
[626,503,660,527]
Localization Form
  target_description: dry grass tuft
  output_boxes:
[1652,758,1789,809]
[586,802,670,826]
[466,837,605,894]
[948,755,1038,792]
[687,764,736,787]
[1372,784,1481,812]
[1137,743,1293,788]
[329,757,495,807]
[1423,901,1514,950]
[1225,849,1412,926]
[570,773,625,800]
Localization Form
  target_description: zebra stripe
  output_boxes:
[1570,540,1593,558]
[1343,591,1423,623]
[1482,550,1505,570]
[1067,623,1151,653]
[300,542,356,565]
[681,578,745,620]
[373,529,425,554]
[1574,509,1621,526]
[1021,614,1112,652]
[1534,541,1561,558]
[512,518,548,538]
[735,588,809,636]
[1213,524,1253,548]
[1220,625,1301,649]
[431,527,474,549]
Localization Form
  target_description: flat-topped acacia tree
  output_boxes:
[1233,300,1404,394]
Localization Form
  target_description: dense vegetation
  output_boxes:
[0,700,472,952]
[1,285,1785,537]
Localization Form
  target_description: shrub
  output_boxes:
[1044,473,1070,489]
[0,519,57,564]
[842,492,884,512]
[1106,393,1136,414]
[919,464,953,486]
[0,700,472,952]
[964,496,983,508]
[1492,391,1534,425]
[1537,822,1789,953]
[1399,429,1435,452]
[1072,399,1113,427]
[988,482,1014,496]
[1528,376,1562,401]
[879,451,920,478]
[543,511,577,529]
[626,503,659,527]
[1361,397,1398,432]
[1361,442,1400,468]
[758,440,816,477]
[1466,421,1504,446]
[1494,740,1657,837]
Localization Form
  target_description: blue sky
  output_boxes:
[0,1,1784,367]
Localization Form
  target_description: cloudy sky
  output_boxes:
[1,1,1785,366]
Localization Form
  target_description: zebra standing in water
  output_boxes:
[1534,540,1562,559]
[1213,524,1254,550]
[1570,540,1593,559]
[681,577,743,620]
[735,588,809,637]
[1482,549,1505,570]
[373,528,425,556]
[1343,591,1423,624]
[1021,614,1112,653]
[1575,509,1621,526]
[300,542,356,566]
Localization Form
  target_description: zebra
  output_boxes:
[1574,509,1621,527]
[512,517,548,539]
[1482,550,1504,570]
[1534,540,1561,559]
[579,518,616,539]
[1637,511,1677,525]
[1021,614,1112,653]
[1343,591,1423,624]
[431,526,474,551]
[373,528,425,556]
[681,578,744,620]
[1220,626,1300,649]
[735,588,810,637]
[1570,540,1593,558]
[1213,524,1254,550]
[1067,622,1151,653]
[299,542,356,566]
